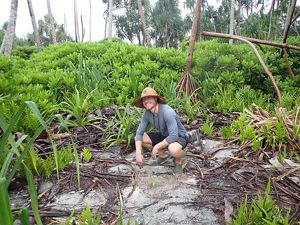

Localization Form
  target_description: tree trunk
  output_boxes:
[80,14,85,42]
[186,0,202,72]
[107,0,113,39]
[74,0,80,42]
[176,0,201,103]
[201,31,282,104]
[46,0,56,44]
[267,0,276,40]
[236,0,241,36]
[229,0,235,44]
[89,0,91,41]
[0,0,18,56]
[64,13,67,33]
[137,0,151,47]
[27,0,40,48]
[282,0,297,44]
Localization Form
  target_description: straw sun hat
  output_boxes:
[133,87,166,108]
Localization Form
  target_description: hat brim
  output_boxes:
[133,96,166,108]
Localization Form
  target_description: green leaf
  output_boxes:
[19,208,30,225]
[23,164,42,225]
[0,178,13,225]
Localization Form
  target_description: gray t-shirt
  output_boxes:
[135,104,187,144]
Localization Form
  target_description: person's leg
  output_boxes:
[142,132,168,158]
[141,133,153,151]
[168,142,185,164]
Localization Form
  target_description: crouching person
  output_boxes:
[133,87,188,174]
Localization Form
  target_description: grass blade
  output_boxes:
[23,163,42,225]
[20,208,30,225]
[7,125,45,185]
[0,177,13,225]
[72,142,81,191]
[25,101,47,129]
[0,104,25,154]
[51,140,60,181]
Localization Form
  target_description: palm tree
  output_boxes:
[74,0,80,42]
[27,0,40,48]
[0,0,18,56]
[89,0,92,41]
[46,0,57,44]
[107,0,113,39]
[282,0,297,44]
[229,0,235,44]
[177,0,201,103]
[137,0,151,46]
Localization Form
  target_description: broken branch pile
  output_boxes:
[243,104,300,152]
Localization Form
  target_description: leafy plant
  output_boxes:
[81,147,92,162]
[60,87,96,127]
[76,207,101,225]
[231,179,290,225]
[148,175,158,187]
[0,101,45,225]
[220,126,235,139]
[201,119,214,136]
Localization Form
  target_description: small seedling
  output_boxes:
[81,147,92,162]
[148,175,158,187]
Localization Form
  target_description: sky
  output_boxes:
[0,0,220,42]
[0,0,108,42]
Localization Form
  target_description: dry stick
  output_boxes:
[282,48,296,79]
[188,159,204,179]
[273,167,300,182]
[201,31,282,104]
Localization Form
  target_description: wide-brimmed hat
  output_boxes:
[133,87,166,108]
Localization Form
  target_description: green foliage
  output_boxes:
[81,147,92,162]
[1,38,300,132]
[201,119,214,136]
[0,102,45,225]
[0,178,13,225]
[220,126,235,139]
[62,207,101,225]
[148,175,158,187]
[60,88,96,127]
[76,207,101,225]
[231,179,290,225]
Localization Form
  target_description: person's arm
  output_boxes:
[135,112,148,167]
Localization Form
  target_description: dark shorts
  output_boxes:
[147,132,188,149]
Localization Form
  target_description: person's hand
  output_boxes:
[136,153,144,168]
[151,144,160,160]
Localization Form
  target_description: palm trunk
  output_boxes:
[0,0,18,56]
[186,0,201,72]
[46,0,56,44]
[282,0,297,44]
[236,0,241,36]
[267,0,275,40]
[80,14,85,42]
[89,0,92,41]
[74,0,80,42]
[229,0,235,44]
[137,0,151,47]
[107,0,113,39]
[26,0,40,48]
[177,0,202,103]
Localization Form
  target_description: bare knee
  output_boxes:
[142,133,152,150]
[168,142,184,157]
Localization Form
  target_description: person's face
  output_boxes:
[142,96,157,110]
